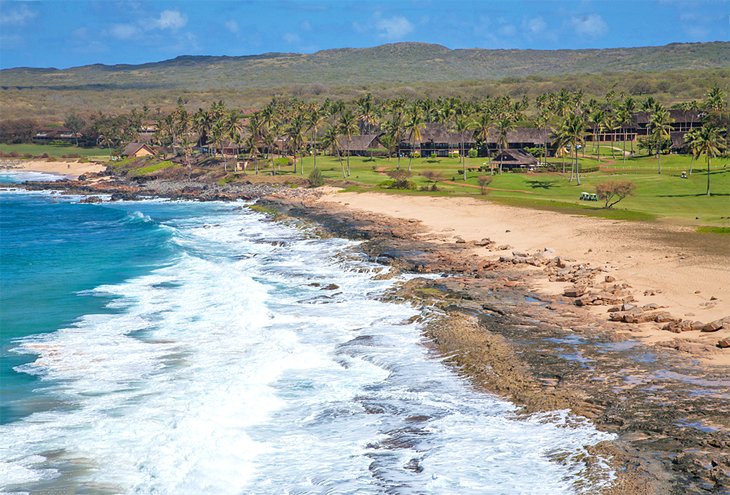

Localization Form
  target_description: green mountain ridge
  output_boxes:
[1,41,728,91]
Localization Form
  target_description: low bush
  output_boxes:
[308,167,324,187]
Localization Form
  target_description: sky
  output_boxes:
[0,0,728,69]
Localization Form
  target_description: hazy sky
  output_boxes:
[0,0,727,68]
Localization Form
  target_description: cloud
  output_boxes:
[110,23,139,40]
[375,15,414,40]
[498,24,516,36]
[152,9,187,30]
[283,32,301,44]
[0,4,37,25]
[108,8,186,39]
[525,16,546,35]
[224,20,239,33]
[570,14,608,37]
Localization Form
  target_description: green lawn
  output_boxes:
[0,143,108,159]
[281,153,730,226]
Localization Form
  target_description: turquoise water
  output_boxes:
[1,192,177,423]
[0,176,615,494]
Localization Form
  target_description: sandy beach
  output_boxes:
[1,159,106,179]
[318,191,730,365]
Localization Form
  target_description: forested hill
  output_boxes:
[2,42,729,90]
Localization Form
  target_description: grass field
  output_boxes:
[0,143,108,159]
[282,152,730,226]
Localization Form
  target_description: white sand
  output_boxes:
[2,159,105,179]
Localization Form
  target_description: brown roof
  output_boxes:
[338,134,383,151]
[491,149,538,166]
[122,142,154,156]
[418,123,471,145]
[633,109,704,125]
[487,127,551,144]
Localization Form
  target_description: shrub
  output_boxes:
[421,170,444,183]
[386,169,414,189]
[468,148,478,158]
[308,167,324,187]
[411,151,421,159]
[449,150,460,158]
[477,175,493,195]
[595,180,636,208]
[273,157,293,167]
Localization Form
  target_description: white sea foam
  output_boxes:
[0,203,615,494]
[0,170,67,183]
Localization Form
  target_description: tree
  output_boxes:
[595,181,636,208]
[454,114,473,180]
[474,112,493,158]
[558,113,587,185]
[620,96,637,157]
[287,114,306,175]
[193,108,213,150]
[356,93,377,134]
[321,124,345,178]
[64,114,86,146]
[495,115,514,174]
[689,124,726,196]
[245,112,264,175]
[404,107,424,172]
[588,105,604,160]
[705,85,726,115]
[648,106,673,174]
[306,103,327,171]
[338,110,358,177]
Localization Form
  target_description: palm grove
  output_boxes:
[44,85,729,195]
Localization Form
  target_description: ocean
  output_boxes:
[0,171,615,494]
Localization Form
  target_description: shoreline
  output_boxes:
[261,192,729,494]
[5,176,730,493]
[0,159,106,179]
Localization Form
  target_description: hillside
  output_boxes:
[2,42,729,90]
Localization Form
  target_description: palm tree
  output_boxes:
[404,108,424,172]
[558,113,587,185]
[588,107,604,160]
[322,124,345,178]
[649,106,673,174]
[356,93,376,134]
[246,112,264,175]
[689,124,726,196]
[192,108,212,150]
[307,104,327,171]
[621,96,637,156]
[684,127,700,175]
[495,115,514,174]
[704,85,726,115]
[474,112,493,159]
[223,111,242,173]
[603,114,620,159]
[454,114,473,180]
[338,111,359,177]
[287,114,306,175]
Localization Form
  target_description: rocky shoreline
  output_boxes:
[259,196,729,495]
[6,176,729,494]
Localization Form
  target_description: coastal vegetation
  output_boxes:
[1,55,727,227]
